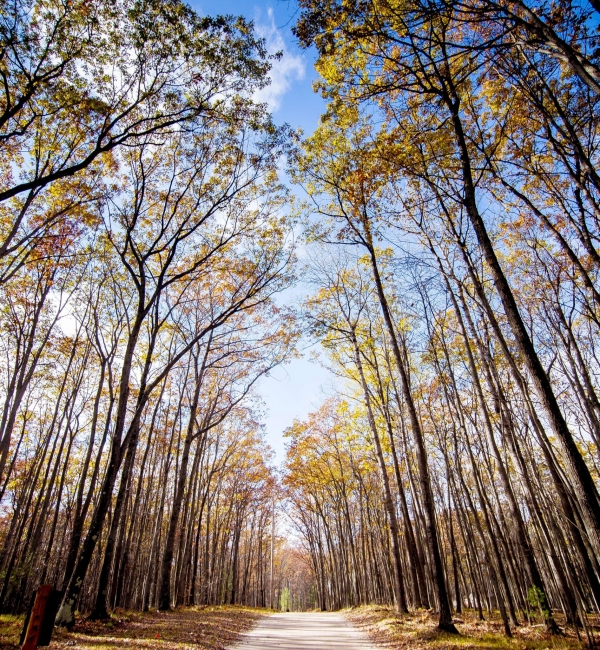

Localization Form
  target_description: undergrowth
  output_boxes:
[0,605,265,649]
[345,605,595,649]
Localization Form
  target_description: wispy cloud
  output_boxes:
[254,8,305,112]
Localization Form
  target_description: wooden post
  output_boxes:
[21,585,52,650]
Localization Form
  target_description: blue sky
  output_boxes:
[191,0,333,464]
[192,0,325,132]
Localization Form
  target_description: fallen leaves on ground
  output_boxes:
[0,615,23,650]
[0,605,265,650]
[345,606,596,650]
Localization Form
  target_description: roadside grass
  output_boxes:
[0,605,265,650]
[0,614,23,650]
[345,606,594,650]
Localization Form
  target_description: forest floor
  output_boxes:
[345,606,596,650]
[0,605,265,650]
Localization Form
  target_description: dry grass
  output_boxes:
[0,605,265,650]
[345,606,596,650]
[0,614,23,650]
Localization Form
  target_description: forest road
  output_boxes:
[229,612,379,649]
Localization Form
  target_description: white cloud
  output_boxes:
[254,8,305,112]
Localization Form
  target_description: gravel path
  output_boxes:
[230,612,378,649]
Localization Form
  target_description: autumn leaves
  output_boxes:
[0,0,295,623]
[2,0,600,638]
[284,0,600,636]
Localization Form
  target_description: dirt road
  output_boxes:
[230,612,378,649]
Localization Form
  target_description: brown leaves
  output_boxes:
[0,607,263,650]
[345,606,589,650]
[47,606,260,650]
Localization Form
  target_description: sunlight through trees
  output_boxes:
[2,0,600,645]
